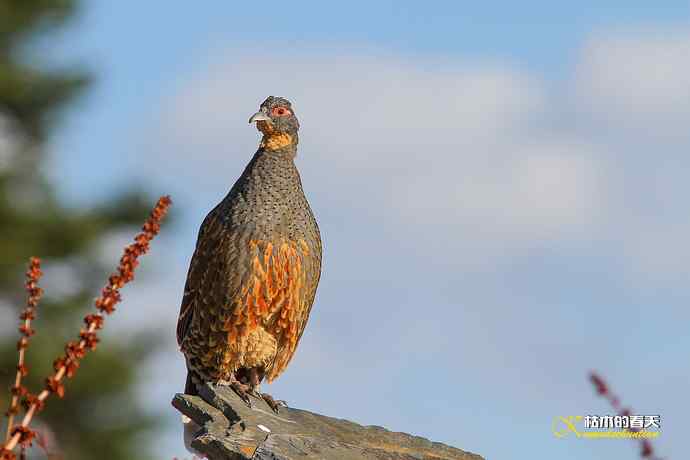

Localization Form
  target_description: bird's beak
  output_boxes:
[248,111,271,124]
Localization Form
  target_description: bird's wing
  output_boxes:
[176,208,243,347]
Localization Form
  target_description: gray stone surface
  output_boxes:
[172,383,484,460]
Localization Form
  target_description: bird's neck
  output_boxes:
[259,132,298,158]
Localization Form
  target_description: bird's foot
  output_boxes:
[217,378,253,408]
[259,392,287,414]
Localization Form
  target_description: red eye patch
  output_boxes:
[271,107,291,117]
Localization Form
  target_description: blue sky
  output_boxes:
[30,1,690,459]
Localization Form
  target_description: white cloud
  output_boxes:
[575,28,690,136]
[397,140,606,250]
[158,53,546,167]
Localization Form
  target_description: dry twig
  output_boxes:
[1,196,172,459]
[3,258,43,454]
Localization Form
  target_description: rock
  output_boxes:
[172,383,484,460]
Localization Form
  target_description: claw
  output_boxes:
[219,368,287,413]
[231,382,253,408]
[248,389,264,400]
[217,378,253,408]
[261,392,287,413]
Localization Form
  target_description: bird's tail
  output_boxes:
[184,371,198,396]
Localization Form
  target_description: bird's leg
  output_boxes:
[246,367,287,414]
[217,372,252,408]
[248,367,261,389]
[246,367,263,400]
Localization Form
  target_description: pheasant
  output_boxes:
[177,96,322,412]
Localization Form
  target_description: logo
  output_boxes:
[552,414,661,439]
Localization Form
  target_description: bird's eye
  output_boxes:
[271,107,290,117]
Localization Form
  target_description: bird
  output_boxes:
[176,96,322,412]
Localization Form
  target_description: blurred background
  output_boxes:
[1,1,688,459]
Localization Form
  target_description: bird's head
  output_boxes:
[248,96,299,152]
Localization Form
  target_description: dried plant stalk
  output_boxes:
[3,258,43,445]
[1,196,171,458]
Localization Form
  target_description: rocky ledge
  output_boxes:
[172,383,484,460]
